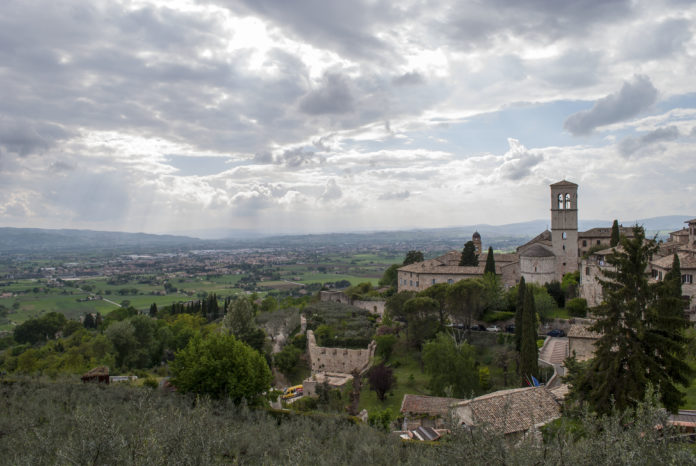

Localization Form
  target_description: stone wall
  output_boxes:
[520,255,556,285]
[318,290,385,316]
[352,299,385,317]
[306,330,375,375]
[303,372,353,397]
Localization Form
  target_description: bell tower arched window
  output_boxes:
[558,194,564,209]
[565,193,571,209]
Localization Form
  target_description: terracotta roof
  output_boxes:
[550,180,578,188]
[480,252,519,264]
[579,227,634,238]
[685,219,696,224]
[670,228,689,236]
[83,366,109,377]
[568,323,601,339]
[517,230,552,252]
[651,251,696,270]
[454,387,561,435]
[400,394,461,416]
[521,244,555,258]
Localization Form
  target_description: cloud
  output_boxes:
[564,75,658,135]
[393,72,425,86]
[0,117,72,156]
[378,190,410,200]
[497,138,544,180]
[299,73,354,115]
[320,178,342,201]
[618,125,680,157]
[623,18,692,60]
[277,147,325,168]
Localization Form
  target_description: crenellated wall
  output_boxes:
[306,330,375,375]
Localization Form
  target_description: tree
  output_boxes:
[484,246,496,274]
[446,279,484,330]
[273,344,301,375]
[385,290,416,322]
[223,296,257,340]
[367,363,395,401]
[14,312,67,345]
[419,282,450,326]
[423,332,478,397]
[403,250,424,265]
[375,334,397,361]
[403,297,440,348]
[379,264,400,288]
[149,302,158,318]
[566,297,588,317]
[260,296,278,313]
[514,277,526,351]
[83,313,96,329]
[610,219,620,247]
[519,288,538,383]
[459,241,479,266]
[570,228,693,414]
[171,333,271,404]
[105,320,138,369]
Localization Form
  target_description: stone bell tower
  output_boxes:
[550,180,578,280]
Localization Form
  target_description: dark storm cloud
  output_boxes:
[563,75,658,135]
[618,125,680,157]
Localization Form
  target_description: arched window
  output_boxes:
[562,231,567,239]
[565,193,571,209]
[558,194,563,209]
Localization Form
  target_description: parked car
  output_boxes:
[505,324,515,333]
[471,324,487,331]
[547,329,566,337]
[486,325,501,332]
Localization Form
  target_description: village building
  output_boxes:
[400,394,462,430]
[452,386,561,439]
[567,321,602,361]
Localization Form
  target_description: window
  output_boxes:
[431,279,436,285]
[562,245,565,251]
[410,280,413,286]
[596,240,601,245]
[447,279,453,284]
[582,240,587,247]
[683,274,693,284]
[565,193,571,209]
[558,194,563,209]
[658,272,663,281]
[562,231,567,239]
[415,281,419,287]
[585,267,590,275]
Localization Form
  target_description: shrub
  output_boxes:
[142,377,159,389]
[566,297,588,317]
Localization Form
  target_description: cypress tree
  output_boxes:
[83,313,95,329]
[610,219,620,247]
[459,241,479,266]
[484,246,496,274]
[572,228,693,414]
[514,277,526,351]
[149,302,158,318]
[519,287,538,383]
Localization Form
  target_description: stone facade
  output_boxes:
[567,322,601,361]
[520,245,556,285]
[306,330,375,375]
[318,291,385,316]
[577,226,634,257]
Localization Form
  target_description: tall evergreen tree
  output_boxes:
[514,277,526,351]
[484,246,496,274]
[519,287,538,383]
[459,241,479,266]
[571,228,693,414]
[83,313,96,329]
[149,302,158,318]
[610,219,620,247]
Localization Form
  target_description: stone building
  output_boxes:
[305,330,375,374]
[578,226,634,257]
[567,321,601,361]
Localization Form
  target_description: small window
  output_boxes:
[565,193,571,209]
[410,280,413,286]
[658,272,663,281]
[415,281,419,287]
[562,245,566,251]
[582,240,587,247]
[447,279,453,284]
[585,267,590,275]
[683,274,693,284]
[432,279,436,285]
[558,194,563,209]
[596,240,601,245]
[562,231,567,239]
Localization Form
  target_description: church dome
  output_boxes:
[472,231,481,239]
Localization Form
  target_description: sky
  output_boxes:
[1,0,696,237]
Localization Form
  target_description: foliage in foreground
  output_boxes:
[0,379,694,465]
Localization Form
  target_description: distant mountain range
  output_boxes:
[1,215,690,253]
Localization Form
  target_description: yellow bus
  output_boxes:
[282,385,303,399]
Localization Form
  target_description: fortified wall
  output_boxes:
[318,290,385,317]
[306,330,376,375]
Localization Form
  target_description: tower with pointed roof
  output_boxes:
[472,231,482,255]
[550,180,578,280]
